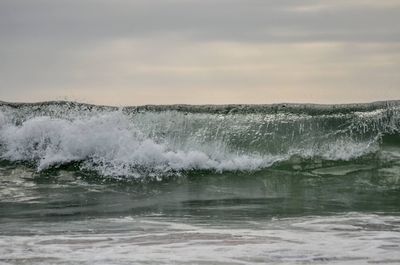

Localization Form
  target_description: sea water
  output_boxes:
[0,101,399,264]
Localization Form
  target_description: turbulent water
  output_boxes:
[1,101,400,264]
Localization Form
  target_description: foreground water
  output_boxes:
[0,101,400,264]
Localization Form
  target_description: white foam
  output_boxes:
[0,111,283,178]
[1,213,399,264]
[0,109,384,178]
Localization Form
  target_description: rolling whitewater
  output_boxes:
[1,100,400,264]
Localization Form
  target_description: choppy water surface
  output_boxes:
[0,101,400,264]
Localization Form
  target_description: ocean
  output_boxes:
[0,101,399,264]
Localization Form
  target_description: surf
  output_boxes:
[0,100,399,179]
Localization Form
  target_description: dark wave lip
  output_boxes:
[1,99,400,115]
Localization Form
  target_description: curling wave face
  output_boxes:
[0,101,399,179]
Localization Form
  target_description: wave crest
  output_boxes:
[0,101,399,178]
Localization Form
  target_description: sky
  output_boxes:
[0,0,399,106]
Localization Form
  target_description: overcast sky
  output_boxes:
[0,0,399,105]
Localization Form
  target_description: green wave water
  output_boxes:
[0,100,399,179]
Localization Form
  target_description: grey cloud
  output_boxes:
[0,0,399,43]
[0,0,399,104]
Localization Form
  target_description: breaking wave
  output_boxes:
[0,100,399,179]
